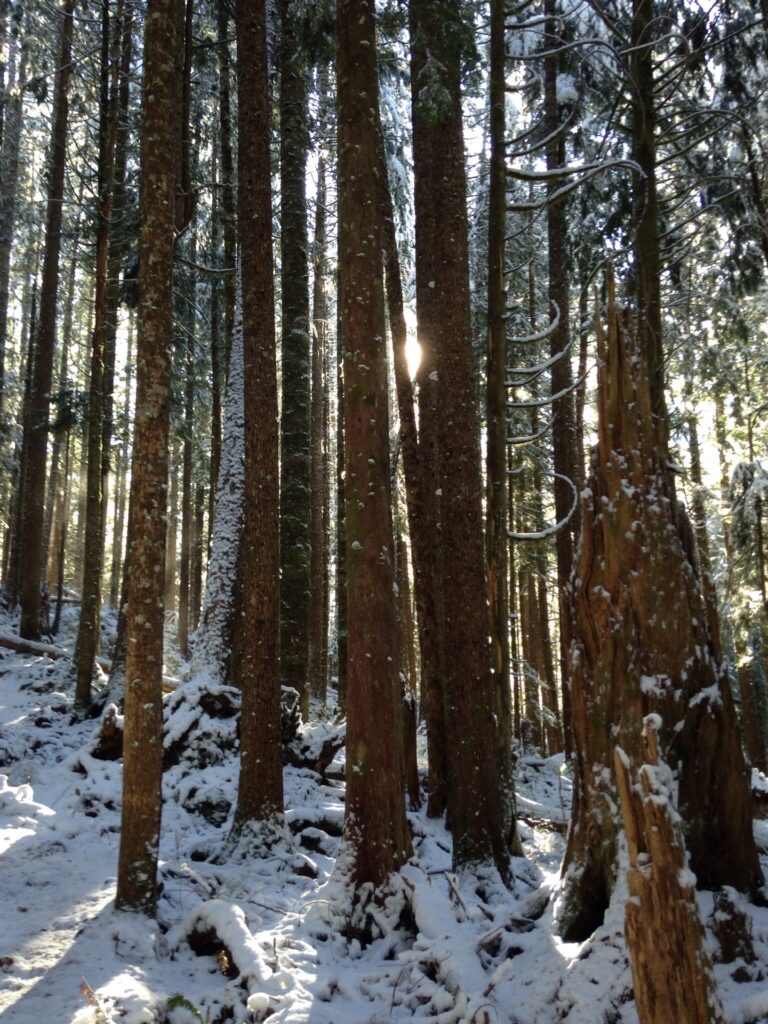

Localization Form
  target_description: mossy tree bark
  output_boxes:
[336,0,410,902]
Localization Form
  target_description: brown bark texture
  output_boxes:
[18,0,74,639]
[378,107,447,821]
[279,0,312,715]
[614,721,725,1024]
[115,0,182,914]
[232,0,284,835]
[559,277,761,942]
[337,0,410,900]
[410,0,508,879]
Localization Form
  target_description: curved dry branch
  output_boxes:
[508,471,578,541]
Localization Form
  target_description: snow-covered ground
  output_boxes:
[2,607,768,1023]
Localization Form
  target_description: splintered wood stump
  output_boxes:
[614,720,724,1024]
[559,272,760,941]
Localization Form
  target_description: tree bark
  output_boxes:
[18,0,75,639]
[75,0,123,707]
[336,0,410,906]
[544,0,576,749]
[308,157,328,706]
[377,103,447,820]
[231,0,284,837]
[191,300,244,683]
[486,0,517,839]
[279,0,311,716]
[116,0,182,914]
[410,0,509,879]
[559,277,761,941]
[614,721,725,1024]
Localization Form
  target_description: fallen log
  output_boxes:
[0,631,178,691]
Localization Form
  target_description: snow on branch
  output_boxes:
[508,472,578,541]
[507,413,556,446]
[507,363,590,409]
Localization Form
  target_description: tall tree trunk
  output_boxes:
[191,300,244,682]
[336,0,410,908]
[177,241,197,660]
[486,0,516,841]
[75,0,123,707]
[377,110,447,818]
[116,0,182,914]
[5,268,38,603]
[100,0,133,584]
[335,287,347,711]
[544,0,576,749]
[165,441,179,614]
[230,0,284,838]
[408,2,448,821]
[18,0,75,639]
[216,2,236,372]
[110,317,133,608]
[308,157,328,706]
[279,0,311,716]
[0,35,26,420]
[410,0,510,878]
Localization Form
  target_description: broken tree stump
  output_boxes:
[614,717,724,1024]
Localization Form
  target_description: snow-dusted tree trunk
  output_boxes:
[0,36,26,417]
[614,720,725,1024]
[559,276,761,941]
[191,298,244,683]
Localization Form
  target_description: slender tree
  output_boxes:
[230,0,284,840]
[279,0,312,715]
[18,0,75,639]
[116,0,182,913]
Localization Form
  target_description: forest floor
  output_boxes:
[3,608,768,1023]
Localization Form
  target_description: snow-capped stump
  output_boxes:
[90,703,123,760]
[709,889,756,970]
[614,718,725,1024]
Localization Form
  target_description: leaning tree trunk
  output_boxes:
[559,276,761,942]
